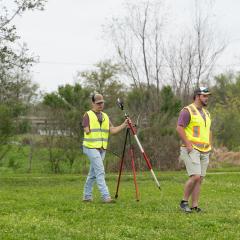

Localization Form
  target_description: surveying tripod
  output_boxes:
[115,98,161,201]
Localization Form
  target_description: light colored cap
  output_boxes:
[94,94,105,104]
[194,87,211,96]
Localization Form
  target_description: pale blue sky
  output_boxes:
[12,0,240,92]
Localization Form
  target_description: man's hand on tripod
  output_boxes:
[125,117,131,127]
[123,118,130,128]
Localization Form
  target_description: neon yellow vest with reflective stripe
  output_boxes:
[184,103,211,152]
[83,110,110,149]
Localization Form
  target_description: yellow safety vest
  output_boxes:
[184,103,211,152]
[83,110,110,149]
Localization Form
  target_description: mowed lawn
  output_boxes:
[0,171,239,240]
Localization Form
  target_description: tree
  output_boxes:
[0,105,14,161]
[164,1,225,104]
[77,60,126,109]
[0,0,45,111]
[108,1,166,94]
[136,86,181,170]
[210,73,240,150]
[0,0,46,70]
[0,1,46,162]
[43,83,90,173]
[108,85,181,170]
[108,0,225,105]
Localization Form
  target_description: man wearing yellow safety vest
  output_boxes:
[82,93,128,203]
[176,87,212,213]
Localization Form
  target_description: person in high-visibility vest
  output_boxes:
[176,87,212,213]
[82,93,128,203]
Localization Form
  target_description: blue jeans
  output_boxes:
[83,146,110,200]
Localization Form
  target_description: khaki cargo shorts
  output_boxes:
[179,147,209,176]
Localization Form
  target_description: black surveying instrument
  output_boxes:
[115,98,161,201]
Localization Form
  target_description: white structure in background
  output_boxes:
[21,116,71,136]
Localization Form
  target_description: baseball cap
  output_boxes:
[194,87,211,96]
[93,94,105,104]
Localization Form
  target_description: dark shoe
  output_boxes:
[191,206,202,212]
[180,200,192,213]
[103,198,116,204]
[82,198,93,202]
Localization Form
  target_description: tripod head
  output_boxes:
[117,98,124,111]
[116,98,129,118]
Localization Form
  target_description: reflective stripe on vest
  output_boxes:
[83,110,110,149]
[184,103,211,152]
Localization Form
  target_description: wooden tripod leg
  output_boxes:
[130,146,140,201]
[115,129,129,199]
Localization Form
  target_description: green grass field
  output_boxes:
[0,171,240,240]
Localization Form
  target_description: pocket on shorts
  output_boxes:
[188,149,200,164]
[179,147,187,163]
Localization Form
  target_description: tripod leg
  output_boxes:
[115,129,129,199]
[127,119,161,189]
[129,146,140,201]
